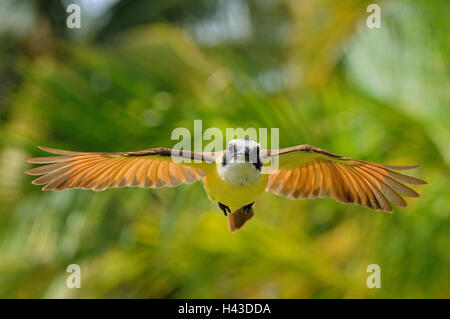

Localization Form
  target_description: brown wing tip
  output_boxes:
[382,164,422,170]
[23,146,65,164]
[37,146,60,154]
[37,146,63,154]
[24,148,48,163]
[37,146,84,156]
[416,178,428,185]
[31,179,44,185]
[24,168,37,175]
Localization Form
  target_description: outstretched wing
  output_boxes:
[263,145,427,212]
[25,146,218,191]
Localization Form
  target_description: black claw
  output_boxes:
[218,202,231,216]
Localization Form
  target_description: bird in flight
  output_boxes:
[25,138,426,232]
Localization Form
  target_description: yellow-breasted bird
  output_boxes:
[25,138,426,232]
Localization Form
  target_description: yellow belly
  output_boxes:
[203,166,268,212]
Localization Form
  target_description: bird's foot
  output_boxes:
[218,202,231,216]
[243,202,255,215]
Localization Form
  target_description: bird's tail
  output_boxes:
[228,206,254,232]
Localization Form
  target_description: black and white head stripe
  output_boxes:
[222,138,262,171]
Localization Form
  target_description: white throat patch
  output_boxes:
[218,162,261,186]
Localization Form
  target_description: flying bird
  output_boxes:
[25,138,426,232]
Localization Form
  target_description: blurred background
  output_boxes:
[0,0,448,298]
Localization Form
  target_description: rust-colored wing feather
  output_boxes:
[25,146,217,191]
[264,145,427,212]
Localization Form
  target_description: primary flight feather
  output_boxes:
[25,139,427,232]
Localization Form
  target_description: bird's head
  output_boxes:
[224,138,261,167]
